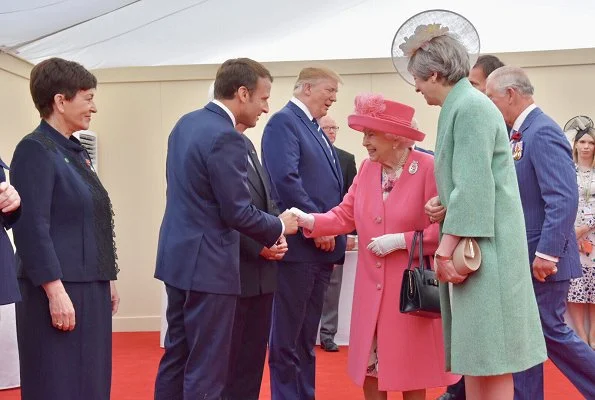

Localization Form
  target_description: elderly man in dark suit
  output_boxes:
[154,58,298,400]
[0,157,21,306]
[262,67,346,400]
[316,114,357,352]
[222,123,288,400]
[486,66,595,400]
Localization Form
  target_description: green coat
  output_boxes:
[434,78,546,376]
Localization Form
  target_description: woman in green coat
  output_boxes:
[399,29,547,400]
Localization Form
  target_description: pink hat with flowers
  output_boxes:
[347,93,425,141]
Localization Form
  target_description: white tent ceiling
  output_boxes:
[1,0,594,69]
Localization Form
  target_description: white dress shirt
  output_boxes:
[211,99,236,126]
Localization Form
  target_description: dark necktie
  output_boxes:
[312,118,335,164]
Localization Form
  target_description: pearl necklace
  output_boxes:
[381,149,409,193]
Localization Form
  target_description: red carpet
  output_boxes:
[0,332,583,399]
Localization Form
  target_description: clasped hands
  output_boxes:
[0,181,20,213]
[260,235,289,260]
[424,196,445,224]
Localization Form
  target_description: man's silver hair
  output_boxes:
[486,65,534,96]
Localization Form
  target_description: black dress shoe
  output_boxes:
[320,338,339,352]
[435,393,458,400]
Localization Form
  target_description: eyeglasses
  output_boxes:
[322,126,339,132]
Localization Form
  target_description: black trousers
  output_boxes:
[223,293,274,400]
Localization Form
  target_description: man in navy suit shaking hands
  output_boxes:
[486,66,595,400]
[154,58,298,400]
[262,67,347,400]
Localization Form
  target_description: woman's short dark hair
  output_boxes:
[214,58,273,100]
[30,57,97,119]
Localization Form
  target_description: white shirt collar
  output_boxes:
[512,103,537,132]
[211,99,236,127]
[290,97,314,122]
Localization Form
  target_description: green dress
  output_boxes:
[434,78,547,376]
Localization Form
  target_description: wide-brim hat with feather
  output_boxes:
[391,9,480,85]
[348,93,425,142]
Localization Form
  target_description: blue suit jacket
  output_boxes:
[155,102,282,294]
[262,101,346,263]
[513,107,581,281]
[0,158,20,304]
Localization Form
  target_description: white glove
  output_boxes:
[289,207,315,231]
[367,233,406,257]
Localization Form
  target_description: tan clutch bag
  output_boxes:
[453,237,481,275]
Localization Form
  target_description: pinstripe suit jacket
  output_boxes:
[513,107,581,281]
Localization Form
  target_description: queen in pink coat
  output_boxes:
[294,94,459,400]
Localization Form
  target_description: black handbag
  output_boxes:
[399,231,441,318]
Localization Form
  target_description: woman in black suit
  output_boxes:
[10,57,120,400]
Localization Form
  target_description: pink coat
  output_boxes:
[307,151,459,391]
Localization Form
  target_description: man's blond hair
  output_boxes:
[293,67,342,95]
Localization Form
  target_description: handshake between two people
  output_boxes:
[278,207,335,252]
[263,208,320,260]
[286,207,405,256]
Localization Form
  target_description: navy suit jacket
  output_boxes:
[262,101,346,263]
[0,158,20,304]
[155,102,282,295]
[514,107,581,281]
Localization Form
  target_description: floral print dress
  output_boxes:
[568,166,595,304]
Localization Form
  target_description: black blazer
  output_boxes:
[10,121,118,286]
[335,147,357,200]
[335,146,357,236]
[0,158,21,304]
[239,136,279,297]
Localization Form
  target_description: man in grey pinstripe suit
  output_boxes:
[486,66,595,400]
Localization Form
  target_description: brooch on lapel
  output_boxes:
[510,131,524,161]
[511,141,524,160]
[408,160,419,175]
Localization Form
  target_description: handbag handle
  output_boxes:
[406,231,419,271]
[407,230,432,279]
[417,231,431,283]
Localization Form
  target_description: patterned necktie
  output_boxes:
[312,118,335,164]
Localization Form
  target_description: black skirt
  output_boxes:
[16,279,112,400]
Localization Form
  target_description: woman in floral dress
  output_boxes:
[567,126,595,348]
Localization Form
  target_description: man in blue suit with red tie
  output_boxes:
[0,157,21,306]
[154,58,298,400]
[486,66,595,400]
[262,67,346,400]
